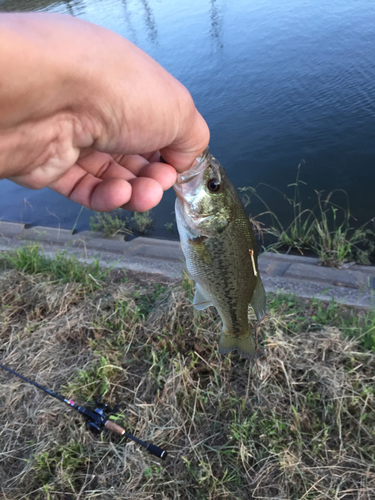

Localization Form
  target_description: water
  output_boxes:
[1,0,374,239]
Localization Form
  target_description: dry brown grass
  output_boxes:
[0,263,375,499]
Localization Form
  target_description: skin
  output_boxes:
[0,13,210,212]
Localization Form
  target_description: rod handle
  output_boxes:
[104,419,125,436]
[146,443,168,460]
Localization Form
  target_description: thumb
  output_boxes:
[160,107,210,172]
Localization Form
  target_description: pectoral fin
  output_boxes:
[188,237,212,265]
[193,284,213,310]
[251,277,267,321]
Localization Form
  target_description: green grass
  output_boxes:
[66,354,128,399]
[165,222,175,234]
[268,292,375,351]
[0,244,110,291]
[0,250,375,499]
[34,441,87,491]
[133,283,167,319]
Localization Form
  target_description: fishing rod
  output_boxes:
[0,362,167,460]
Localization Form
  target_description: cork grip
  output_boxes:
[104,419,125,435]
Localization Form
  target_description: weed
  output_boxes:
[67,354,126,399]
[71,205,85,235]
[312,190,375,266]
[241,163,375,266]
[131,210,153,235]
[34,441,87,486]
[133,283,166,319]
[89,209,154,237]
[89,209,133,238]
[165,222,174,233]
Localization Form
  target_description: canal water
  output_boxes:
[1,0,374,240]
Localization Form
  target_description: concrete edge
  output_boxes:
[1,220,374,308]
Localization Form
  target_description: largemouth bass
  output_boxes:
[174,147,266,358]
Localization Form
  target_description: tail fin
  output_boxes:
[218,331,256,359]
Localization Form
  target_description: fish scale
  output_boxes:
[174,147,266,358]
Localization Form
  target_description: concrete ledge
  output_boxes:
[284,263,365,289]
[262,275,374,309]
[123,237,184,260]
[21,225,74,244]
[259,252,374,288]
[259,252,375,308]
[0,222,374,307]
[0,221,25,237]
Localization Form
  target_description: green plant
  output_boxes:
[67,355,126,399]
[89,209,133,238]
[131,210,153,235]
[165,222,174,233]
[34,441,86,484]
[71,206,85,235]
[241,163,375,267]
[133,283,166,319]
[242,161,316,253]
[312,191,375,266]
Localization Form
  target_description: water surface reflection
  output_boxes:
[0,0,82,13]
[0,0,374,240]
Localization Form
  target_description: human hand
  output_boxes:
[0,13,209,212]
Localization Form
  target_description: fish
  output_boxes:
[174,147,266,358]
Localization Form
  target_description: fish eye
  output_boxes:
[206,178,221,193]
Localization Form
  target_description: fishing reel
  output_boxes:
[77,398,167,458]
[84,399,120,434]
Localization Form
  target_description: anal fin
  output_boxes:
[251,277,267,321]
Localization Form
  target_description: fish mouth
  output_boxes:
[173,147,211,200]
[176,147,210,184]
[173,147,210,192]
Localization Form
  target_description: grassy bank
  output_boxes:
[0,248,375,499]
